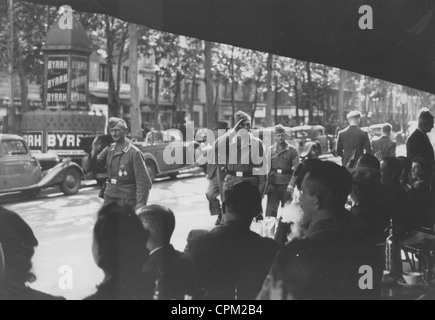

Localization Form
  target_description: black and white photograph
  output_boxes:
[1,0,435,303]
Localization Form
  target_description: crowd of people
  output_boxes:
[0,108,434,300]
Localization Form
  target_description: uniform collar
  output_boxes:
[111,138,132,153]
[274,141,290,151]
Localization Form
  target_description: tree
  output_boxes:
[139,28,179,130]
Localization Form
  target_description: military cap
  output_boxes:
[275,124,286,135]
[346,110,362,120]
[234,111,251,125]
[108,117,128,130]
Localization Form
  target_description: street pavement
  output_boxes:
[0,146,404,300]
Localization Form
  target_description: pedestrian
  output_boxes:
[85,117,152,209]
[203,122,228,226]
[266,124,300,218]
[336,111,372,169]
[407,110,435,165]
[371,124,396,160]
[215,111,268,221]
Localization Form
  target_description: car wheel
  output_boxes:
[146,160,157,181]
[22,188,41,200]
[60,168,81,195]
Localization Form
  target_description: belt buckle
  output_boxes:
[236,172,243,178]
[110,179,117,185]
[277,169,283,174]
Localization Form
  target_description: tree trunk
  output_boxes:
[230,46,236,126]
[294,77,300,124]
[115,23,129,107]
[306,61,313,124]
[8,0,15,133]
[274,75,279,125]
[204,41,214,128]
[265,53,273,127]
[105,16,118,117]
[250,68,262,126]
[189,73,196,122]
[129,24,141,138]
[338,69,346,126]
[153,70,161,130]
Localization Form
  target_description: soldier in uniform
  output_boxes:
[266,125,300,217]
[215,111,268,221]
[85,117,152,209]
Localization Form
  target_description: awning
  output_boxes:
[23,0,435,94]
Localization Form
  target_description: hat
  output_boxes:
[234,111,251,124]
[108,117,128,130]
[275,124,286,135]
[347,111,362,120]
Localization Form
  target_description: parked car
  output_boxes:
[81,130,200,182]
[0,134,83,197]
[289,125,336,159]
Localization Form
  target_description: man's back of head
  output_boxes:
[418,110,434,133]
[382,124,392,136]
[137,205,176,249]
[301,161,352,217]
[224,181,262,222]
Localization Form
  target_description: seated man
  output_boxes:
[137,205,197,300]
[185,181,280,300]
[260,161,382,300]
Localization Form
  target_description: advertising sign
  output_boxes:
[71,56,88,110]
[46,56,69,109]
[47,131,95,155]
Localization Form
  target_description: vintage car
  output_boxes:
[81,130,199,182]
[289,125,336,159]
[0,134,83,198]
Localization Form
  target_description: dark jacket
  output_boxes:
[407,181,435,229]
[185,221,279,300]
[142,245,197,300]
[1,283,65,300]
[268,142,300,185]
[371,136,396,160]
[406,129,435,164]
[303,211,382,299]
[336,125,372,167]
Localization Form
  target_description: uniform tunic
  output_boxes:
[94,139,152,208]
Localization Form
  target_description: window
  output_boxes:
[99,64,108,82]
[0,140,28,157]
[194,83,200,100]
[146,80,154,99]
[122,66,129,84]
[184,83,190,99]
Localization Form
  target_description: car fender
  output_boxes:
[300,141,318,158]
[36,160,84,189]
[142,152,161,174]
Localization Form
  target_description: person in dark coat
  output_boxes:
[258,161,381,300]
[185,181,279,300]
[371,124,396,160]
[0,206,65,300]
[336,111,372,168]
[85,203,150,300]
[407,110,435,165]
[137,205,197,300]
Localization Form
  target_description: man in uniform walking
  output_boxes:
[336,111,372,169]
[266,125,300,217]
[215,111,268,221]
[85,117,152,209]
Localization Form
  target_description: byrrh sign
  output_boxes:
[23,131,94,156]
[45,56,89,110]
